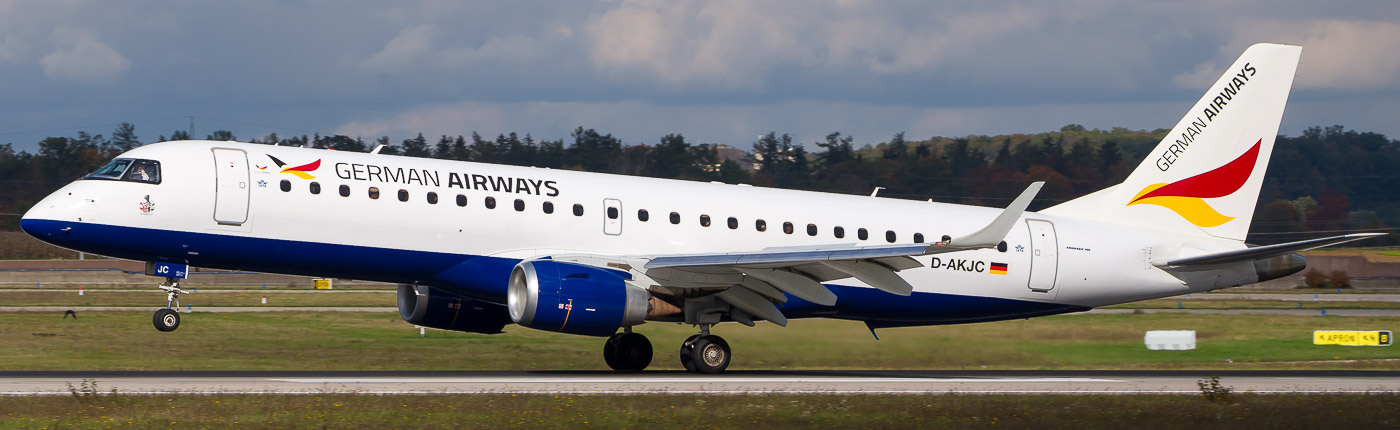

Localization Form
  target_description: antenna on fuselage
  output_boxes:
[370,144,385,154]
[870,187,885,197]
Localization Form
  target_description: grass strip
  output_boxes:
[1,392,1397,429]
[1106,299,1400,310]
[0,290,393,307]
[2,312,1397,371]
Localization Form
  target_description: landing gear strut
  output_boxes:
[679,325,730,374]
[603,328,652,371]
[153,277,188,332]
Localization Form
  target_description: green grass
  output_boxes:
[2,312,1397,371]
[1106,299,1400,310]
[1,392,1397,429]
[0,290,393,307]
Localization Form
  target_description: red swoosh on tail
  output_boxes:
[1129,139,1261,203]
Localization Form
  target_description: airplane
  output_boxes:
[20,43,1382,373]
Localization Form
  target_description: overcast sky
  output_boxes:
[2,1,1398,152]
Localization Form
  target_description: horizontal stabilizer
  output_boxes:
[1162,233,1386,268]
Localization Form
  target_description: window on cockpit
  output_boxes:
[123,160,161,184]
[88,159,132,179]
[86,158,161,184]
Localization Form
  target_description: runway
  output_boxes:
[2,370,1398,395]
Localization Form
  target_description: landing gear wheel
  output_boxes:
[678,334,701,373]
[153,308,180,332]
[152,277,189,332]
[603,332,653,371]
[687,335,730,374]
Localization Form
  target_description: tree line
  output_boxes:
[1,123,1396,245]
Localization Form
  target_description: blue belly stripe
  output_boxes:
[20,218,1088,325]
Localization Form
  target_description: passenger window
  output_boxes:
[368,187,380,200]
[398,189,409,202]
[485,197,496,209]
[456,194,467,207]
[807,224,817,236]
[573,204,584,216]
[670,212,680,224]
[339,185,350,197]
[122,159,161,184]
[543,202,554,214]
[727,217,738,229]
[514,199,525,211]
[700,215,711,227]
[914,233,925,243]
[755,219,767,232]
[834,226,845,239]
[886,230,896,243]
[782,222,793,234]
[608,207,619,219]
[638,209,649,222]
[427,192,438,204]
[858,228,868,240]
[279,180,291,192]
[310,182,321,195]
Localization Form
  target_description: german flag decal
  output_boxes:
[989,262,1007,275]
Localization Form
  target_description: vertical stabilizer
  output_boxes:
[1044,43,1301,241]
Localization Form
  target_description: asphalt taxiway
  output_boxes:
[2,370,1397,395]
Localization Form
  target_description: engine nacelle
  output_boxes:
[397,284,512,334]
[507,260,650,337]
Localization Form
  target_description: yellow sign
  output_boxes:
[314,279,332,290]
[1313,330,1392,346]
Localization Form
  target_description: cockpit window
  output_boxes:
[123,160,161,183]
[86,159,132,179]
[84,158,161,184]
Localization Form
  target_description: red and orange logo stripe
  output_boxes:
[1126,139,1261,227]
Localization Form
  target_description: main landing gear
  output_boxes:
[603,324,732,374]
[679,324,730,374]
[603,328,653,372]
[153,277,189,332]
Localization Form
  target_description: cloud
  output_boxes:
[583,1,1044,89]
[39,28,131,83]
[0,35,22,64]
[1173,20,1400,91]
[360,25,436,72]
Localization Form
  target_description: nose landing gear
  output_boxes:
[153,278,189,332]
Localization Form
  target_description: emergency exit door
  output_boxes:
[1026,219,1058,292]
[212,149,250,225]
[603,198,623,235]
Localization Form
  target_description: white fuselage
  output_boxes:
[22,141,1252,325]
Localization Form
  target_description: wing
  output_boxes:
[551,182,1043,327]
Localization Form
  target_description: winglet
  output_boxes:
[942,182,1043,248]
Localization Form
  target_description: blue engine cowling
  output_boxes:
[398,284,512,334]
[507,260,650,337]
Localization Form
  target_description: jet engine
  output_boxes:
[507,260,650,336]
[397,284,512,334]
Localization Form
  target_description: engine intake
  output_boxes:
[398,284,511,334]
[508,260,649,337]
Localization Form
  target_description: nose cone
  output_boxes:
[19,188,70,243]
[20,201,46,238]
